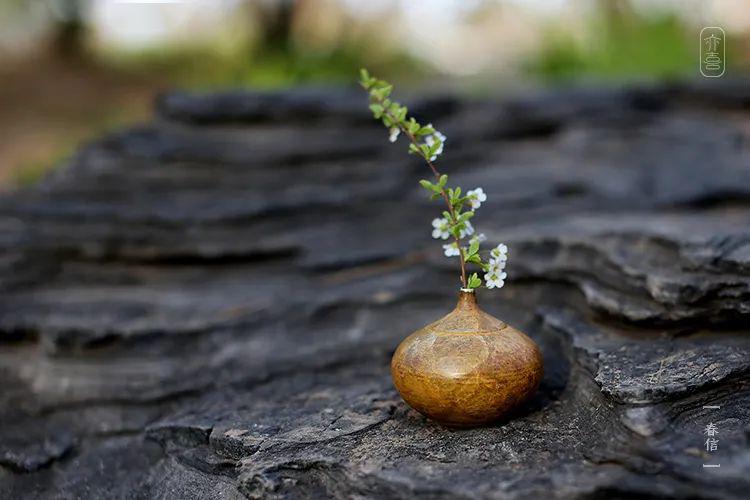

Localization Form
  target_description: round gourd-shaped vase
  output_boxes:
[391,289,543,427]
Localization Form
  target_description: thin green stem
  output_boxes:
[370,97,467,288]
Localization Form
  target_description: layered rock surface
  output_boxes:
[1,80,749,499]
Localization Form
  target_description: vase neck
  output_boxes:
[456,289,479,312]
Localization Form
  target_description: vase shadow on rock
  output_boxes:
[391,290,548,428]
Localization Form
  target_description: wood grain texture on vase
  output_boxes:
[391,290,543,427]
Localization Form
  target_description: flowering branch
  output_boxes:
[359,69,508,291]
[379,102,467,286]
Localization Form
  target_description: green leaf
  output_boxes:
[438,174,448,187]
[407,118,420,134]
[372,85,392,101]
[468,239,479,256]
[419,180,441,194]
[468,273,482,289]
[419,179,434,191]
[448,187,463,207]
[467,254,482,264]
[452,198,464,212]
[369,104,384,118]
[417,125,435,136]
[408,143,420,155]
[359,68,372,88]
[428,137,443,158]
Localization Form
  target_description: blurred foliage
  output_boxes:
[9,97,149,187]
[101,0,424,89]
[527,11,694,81]
[105,39,423,89]
[13,157,56,187]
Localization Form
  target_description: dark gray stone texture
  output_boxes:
[1,79,749,499]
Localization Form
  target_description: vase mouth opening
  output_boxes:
[459,288,475,293]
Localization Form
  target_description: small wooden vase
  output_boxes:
[391,290,543,427]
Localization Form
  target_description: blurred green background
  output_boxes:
[1,0,748,187]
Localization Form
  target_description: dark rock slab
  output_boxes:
[0,425,74,473]
[1,81,750,499]
[539,307,750,403]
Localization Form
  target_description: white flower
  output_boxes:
[470,233,487,245]
[488,257,506,273]
[431,217,450,240]
[424,129,446,161]
[490,243,508,261]
[388,127,400,143]
[459,221,474,238]
[484,270,507,289]
[442,242,460,257]
[466,187,487,209]
[490,256,507,269]
[485,246,508,288]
